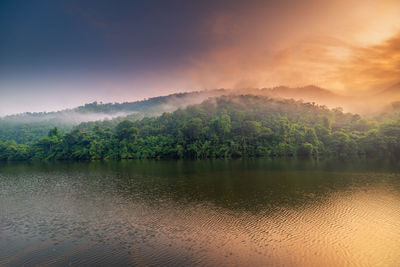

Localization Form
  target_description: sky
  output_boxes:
[0,0,399,115]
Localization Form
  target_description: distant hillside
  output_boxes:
[2,94,400,161]
[0,90,227,144]
[267,85,340,100]
[234,85,344,107]
[373,100,400,122]
[0,85,369,144]
[1,90,228,124]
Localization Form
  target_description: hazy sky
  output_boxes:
[1,0,399,115]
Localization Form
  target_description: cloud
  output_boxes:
[76,0,400,112]
[157,0,400,95]
[2,0,400,115]
[337,32,400,93]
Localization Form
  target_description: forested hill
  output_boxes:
[1,95,399,161]
[0,90,227,144]
[6,85,396,146]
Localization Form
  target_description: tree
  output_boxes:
[116,120,138,142]
[297,143,314,157]
[48,127,60,137]
[183,118,203,140]
[1,95,400,161]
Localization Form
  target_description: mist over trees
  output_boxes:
[0,95,399,161]
[2,86,398,147]
[0,90,229,144]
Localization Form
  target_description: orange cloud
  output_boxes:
[116,0,400,113]
[337,32,400,94]
[171,0,400,95]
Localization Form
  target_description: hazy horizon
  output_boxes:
[1,0,399,115]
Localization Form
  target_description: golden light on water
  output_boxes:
[1,162,400,266]
[155,188,400,266]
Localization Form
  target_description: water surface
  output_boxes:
[1,159,400,266]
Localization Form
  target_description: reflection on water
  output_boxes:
[0,159,400,266]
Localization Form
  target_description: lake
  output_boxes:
[1,159,399,266]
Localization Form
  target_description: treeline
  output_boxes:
[0,90,226,144]
[0,95,399,161]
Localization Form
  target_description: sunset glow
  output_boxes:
[1,2,400,266]
[0,0,399,113]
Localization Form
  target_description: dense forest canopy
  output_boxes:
[2,87,399,146]
[0,94,399,161]
[0,90,227,144]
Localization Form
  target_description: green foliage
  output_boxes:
[297,143,315,157]
[0,90,227,145]
[1,95,400,161]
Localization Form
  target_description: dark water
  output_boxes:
[1,159,400,266]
